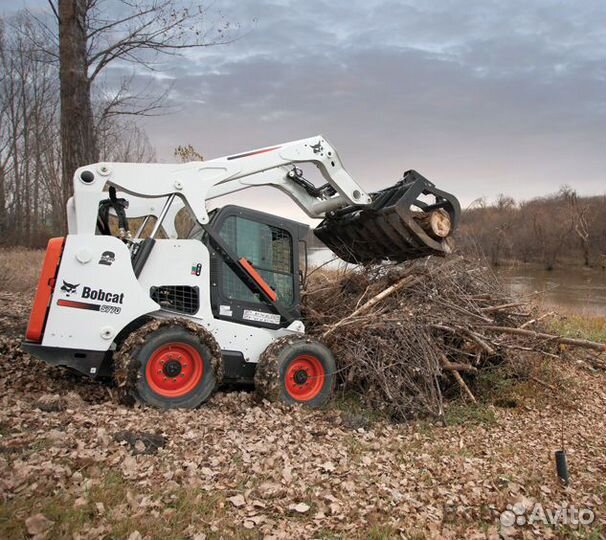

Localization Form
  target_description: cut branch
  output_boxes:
[482,326,606,352]
[440,354,477,403]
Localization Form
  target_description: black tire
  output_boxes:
[114,318,222,409]
[255,336,336,408]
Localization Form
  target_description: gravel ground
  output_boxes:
[0,291,604,539]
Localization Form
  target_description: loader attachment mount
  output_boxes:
[313,170,461,264]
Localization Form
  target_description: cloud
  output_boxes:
[3,0,605,215]
[139,0,605,214]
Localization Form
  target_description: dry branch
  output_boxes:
[481,302,526,313]
[440,354,477,403]
[520,312,555,329]
[482,326,605,352]
[322,258,463,338]
[322,273,419,339]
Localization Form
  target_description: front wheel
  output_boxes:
[255,337,336,408]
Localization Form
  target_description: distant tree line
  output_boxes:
[458,188,606,269]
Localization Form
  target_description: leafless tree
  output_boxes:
[560,186,591,266]
[97,117,156,162]
[1,9,172,246]
[41,0,234,225]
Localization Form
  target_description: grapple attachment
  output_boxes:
[313,170,461,264]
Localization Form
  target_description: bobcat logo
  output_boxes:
[310,140,324,154]
[60,280,79,297]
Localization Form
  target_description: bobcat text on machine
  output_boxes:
[23,136,460,409]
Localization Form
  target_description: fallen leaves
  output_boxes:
[113,430,166,455]
[289,502,310,513]
[25,513,54,536]
[0,291,604,539]
[227,494,246,508]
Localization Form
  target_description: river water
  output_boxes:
[307,249,606,316]
[494,265,605,316]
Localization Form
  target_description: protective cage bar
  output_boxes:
[313,170,461,263]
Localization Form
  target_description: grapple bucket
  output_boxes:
[313,170,461,264]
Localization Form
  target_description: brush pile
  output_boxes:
[302,256,604,420]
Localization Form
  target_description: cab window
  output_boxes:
[218,216,294,305]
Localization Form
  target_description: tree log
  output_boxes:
[413,209,452,239]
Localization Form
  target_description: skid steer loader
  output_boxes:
[22,136,460,409]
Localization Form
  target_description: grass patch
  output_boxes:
[331,391,387,427]
[549,314,606,343]
[0,248,44,293]
[0,471,235,540]
[366,523,400,539]
[472,354,573,409]
[473,366,515,401]
[444,403,497,426]
[558,525,605,540]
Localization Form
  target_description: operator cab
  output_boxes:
[95,189,309,328]
[190,205,309,329]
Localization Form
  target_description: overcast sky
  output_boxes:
[3,0,605,219]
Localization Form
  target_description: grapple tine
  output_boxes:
[313,170,460,264]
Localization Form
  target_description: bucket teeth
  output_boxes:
[313,170,460,264]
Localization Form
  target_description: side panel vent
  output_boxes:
[150,286,199,315]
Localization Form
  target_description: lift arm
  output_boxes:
[70,135,371,235]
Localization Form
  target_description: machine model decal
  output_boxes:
[219,305,232,317]
[99,251,116,266]
[57,299,101,311]
[226,146,281,161]
[242,309,280,325]
[191,262,202,276]
[57,298,122,314]
[60,280,79,296]
[57,282,124,314]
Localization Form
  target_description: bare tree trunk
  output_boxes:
[0,166,6,237]
[58,0,98,227]
[20,66,31,245]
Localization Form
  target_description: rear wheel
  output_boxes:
[114,319,222,409]
[255,337,335,407]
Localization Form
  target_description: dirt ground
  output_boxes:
[0,290,604,539]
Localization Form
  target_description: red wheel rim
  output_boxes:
[145,342,204,398]
[284,354,325,401]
